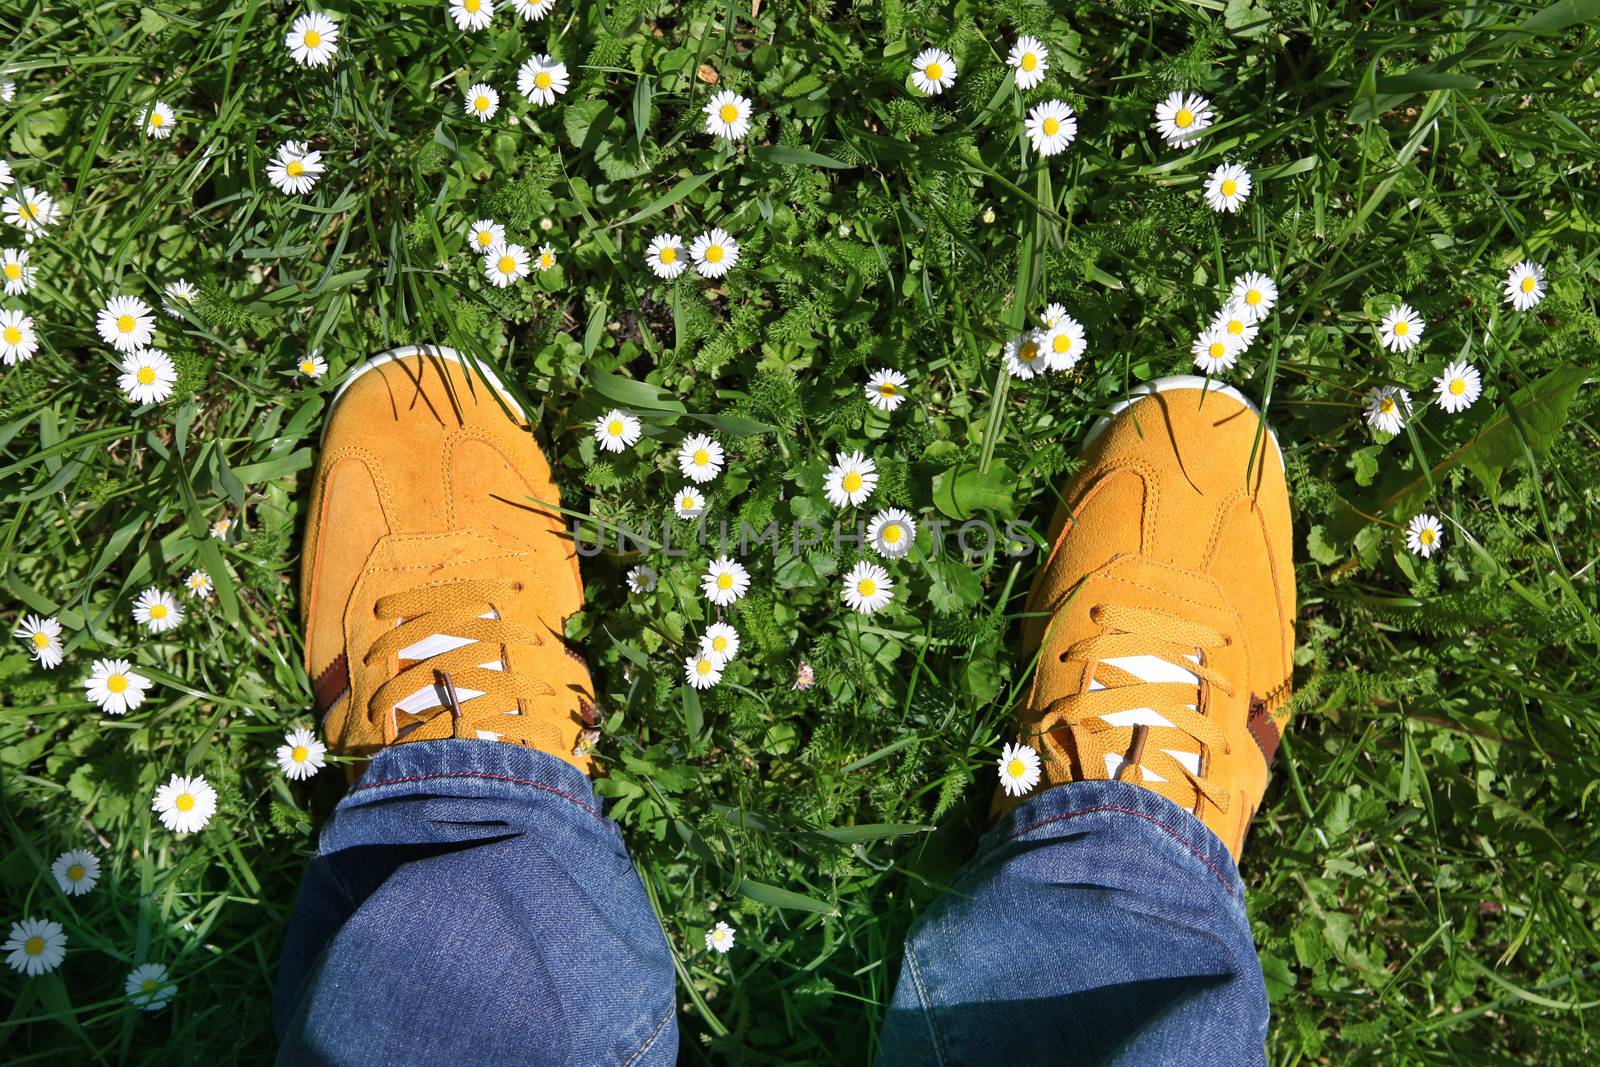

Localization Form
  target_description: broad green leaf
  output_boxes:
[734,877,838,915]
[932,460,1019,520]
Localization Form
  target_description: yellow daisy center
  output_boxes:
[883,524,902,544]
[842,471,863,493]
[1209,342,1225,358]
[1520,275,1535,293]
[24,937,44,956]
[3,326,20,344]
[300,360,317,374]
[4,263,20,279]
[1419,528,1436,545]
[719,103,738,122]
[705,245,724,263]
[1227,320,1244,335]
[1007,758,1025,778]
[292,745,309,762]
[117,314,136,333]
[67,864,85,881]
[1449,378,1466,395]
[304,30,321,47]
[141,978,160,993]
[1221,179,1237,197]
[149,603,168,620]
[475,96,490,111]
[466,0,480,10]
[539,252,553,268]
[607,419,623,435]
[1245,289,1261,305]
[1042,117,1060,136]
[1053,333,1072,353]
[1393,320,1409,336]
[659,246,677,264]
[1175,107,1194,128]
[31,631,50,648]
[1020,53,1037,72]
[924,62,943,82]
[477,231,494,247]
[878,383,896,396]
[712,636,728,652]
[176,793,195,812]
[716,573,733,590]
[858,578,877,597]
[1018,341,1039,363]
[498,255,516,274]
[1379,397,1396,414]
[107,674,128,693]
[681,496,695,509]
[535,71,552,90]
[697,659,713,675]
[150,112,165,127]
[137,366,156,385]
[286,160,305,177]
[693,449,709,466]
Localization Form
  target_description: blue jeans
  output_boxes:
[274,743,1267,1065]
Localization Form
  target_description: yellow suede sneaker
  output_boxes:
[1002,377,1296,861]
[299,345,598,777]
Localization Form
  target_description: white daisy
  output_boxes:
[468,218,505,254]
[1007,36,1049,91]
[143,101,175,139]
[1191,327,1239,375]
[705,921,736,954]
[595,409,642,453]
[1041,316,1085,371]
[1433,360,1482,414]
[3,918,66,977]
[997,741,1041,797]
[266,140,324,196]
[1405,513,1444,558]
[210,517,233,540]
[285,11,340,68]
[118,348,178,405]
[1503,261,1545,311]
[626,565,657,594]
[464,83,500,121]
[1002,330,1046,380]
[152,773,218,834]
[1378,303,1424,352]
[684,651,724,689]
[13,614,63,669]
[517,55,569,105]
[1230,272,1278,316]
[910,48,956,96]
[97,294,156,352]
[162,278,197,317]
[184,569,213,599]
[673,486,707,520]
[704,91,753,141]
[535,243,557,272]
[1039,302,1069,328]
[510,0,555,18]
[2,247,33,295]
[1204,162,1251,213]
[645,233,688,279]
[0,160,8,187]
[276,727,327,780]
[1153,90,1214,147]
[125,963,176,1012]
[0,82,12,104]
[485,243,530,287]
[132,588,184,633]
[701,556,750,606]
[0,308,37,364]
[2,186,57,241]
[700,622,741,662]
[824,450,878,508]
[678,434,725,483]
[865,368,908,412]
[1210,302,1260,352]
[1024,100,1077,157]
[841,560,893,614]
[450,0,494,32]
[84,657,151,716]
[50,849,100,896]
[690,228,739,278]
[1364,385,1411,436]
[298,354,329,379]
[867,508,916,559]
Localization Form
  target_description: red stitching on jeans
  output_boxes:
[1006,804,1239,898]
[349,771,601,819]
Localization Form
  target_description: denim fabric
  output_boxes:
[273,740,678,1067]
[876,779,1269,1067]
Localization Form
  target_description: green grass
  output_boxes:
[3,0,1600,1062]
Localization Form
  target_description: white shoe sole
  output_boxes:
[1082,375,1284,471]
[323,344,526,439]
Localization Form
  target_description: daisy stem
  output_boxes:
[978,163,1047,473]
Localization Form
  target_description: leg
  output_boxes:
[877,779,1266,1066]
[274,740,676,1067]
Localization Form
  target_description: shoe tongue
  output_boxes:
[392,610,520,730]
[1089,652,1202,782]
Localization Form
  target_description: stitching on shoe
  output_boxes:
[349,771,601,819]
[1005,803,1239,899]
[902,940,951,1065]
[622,1004,675,1066]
